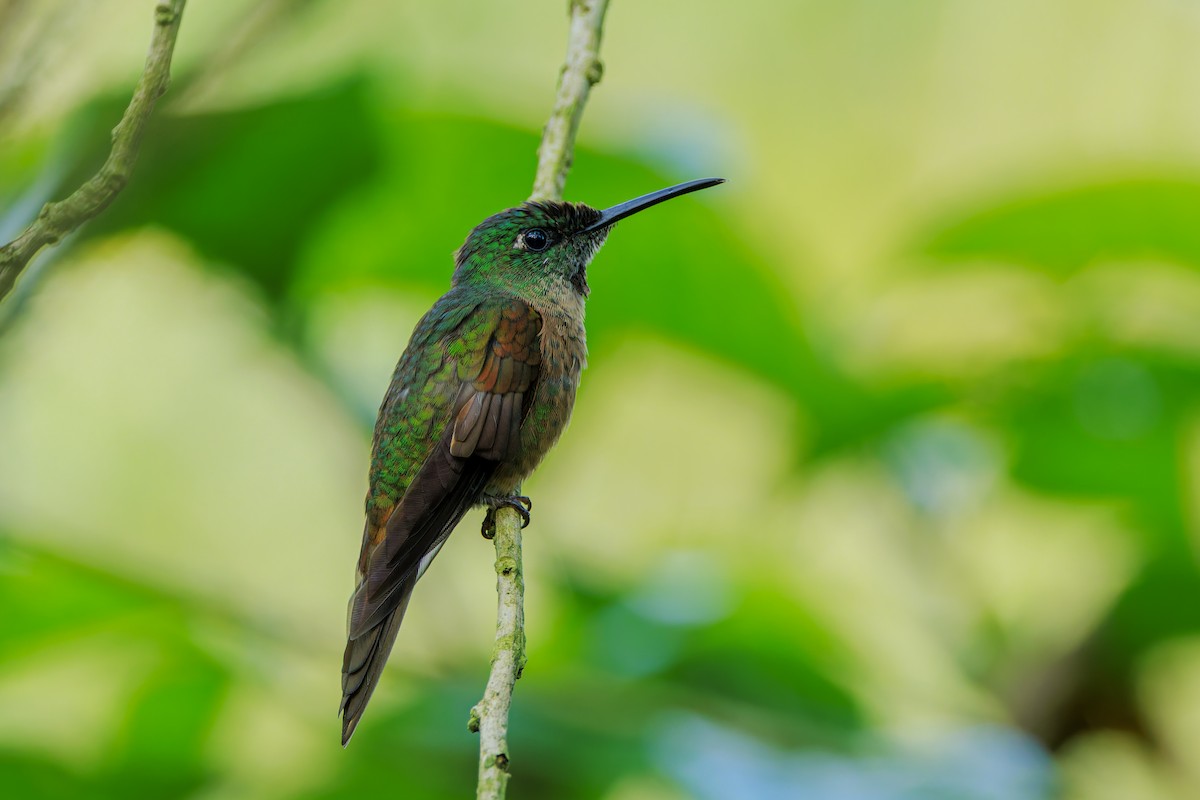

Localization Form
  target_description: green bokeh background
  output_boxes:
[2,1,1200,798]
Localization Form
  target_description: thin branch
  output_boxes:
[469,2,611,798]
[529,0,611,204]
[468,517,527,800]
[0,0,187,303]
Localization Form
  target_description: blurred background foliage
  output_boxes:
[1,0,1199,798]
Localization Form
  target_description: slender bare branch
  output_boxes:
[470,2,611,798]
[529,0,611,204]
[0,0,187,303]
[468,516,528,800]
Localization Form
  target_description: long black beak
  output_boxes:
[579,177,726,234]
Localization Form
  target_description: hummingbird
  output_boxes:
[340,177,726,744]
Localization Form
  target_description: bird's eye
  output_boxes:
[522,228,550,252]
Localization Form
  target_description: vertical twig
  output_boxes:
[0,0,188,303]
[468,517,527,800]
[529,0,610,205]
[469,2,611,798]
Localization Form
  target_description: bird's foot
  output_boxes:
[481,494,533,539]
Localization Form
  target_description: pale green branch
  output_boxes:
[0,0,187,303]
[528,0,611,205]
[469,517,528,800]
[470,2,612,798]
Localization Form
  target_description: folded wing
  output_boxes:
[340,298,542,743]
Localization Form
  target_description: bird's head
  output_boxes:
[452,178,725,300]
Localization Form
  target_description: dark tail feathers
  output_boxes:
[340,588,413,746]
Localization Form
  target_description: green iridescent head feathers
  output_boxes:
[454,201,606,296]
[452,178,726,298]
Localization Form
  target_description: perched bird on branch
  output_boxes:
[340,178,725,745]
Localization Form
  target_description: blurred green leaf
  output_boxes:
[1104,556,1200,675]
[667,590,863,743]
[997,350,1194,540]
[0,544,158,654]
[0,753,94,800]
[101,643,227,796]
[919,177,1200,274]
